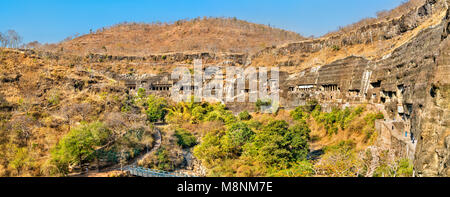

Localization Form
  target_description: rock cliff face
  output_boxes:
[250,0,447,70]
[280,0,450,176]
[414,32,450,176]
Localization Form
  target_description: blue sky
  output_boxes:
[0,0,405,44]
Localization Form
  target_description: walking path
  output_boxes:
[71,125,162,177]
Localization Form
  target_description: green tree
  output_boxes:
[193,131,228,167]
[145,95,168,122]
[223,122,254,155]
[243,120,310,167]
[51,122,111,174]
[284,120,311,161]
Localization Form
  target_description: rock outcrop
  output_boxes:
[280,0,450,176]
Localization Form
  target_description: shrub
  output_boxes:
[156,148,172,171]
[145,95,168,122]
[121,94,134,112]
[191,103,212,122]
[362,112,384,142]
[8,146,33,176]
[137,88,146,98]
[238,111,252,121]
[331,45,340,51]
[255,99,271,112]
[174,129,197,148]
[303,100,319,113]
[47,91,60,106]
[269,161,314,177]
[311,106,368,136]
[204,104,236,125]
[290,106,308,121]
[247,119,263,130]
[284,120,311,161]
[396,158,413,177]
[316,140,360,177]
[193,131,227,168]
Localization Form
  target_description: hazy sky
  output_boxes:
[0,0,405,44]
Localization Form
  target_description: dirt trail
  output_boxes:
[71,125,162,177]
[128,126,162,166]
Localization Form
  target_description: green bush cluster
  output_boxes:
[361,112,384,142]
[167,100,236,125]
[238,110,252,121]
[194,119,311,176]
[312,106,365,135]
[290,100,320,121]
[255,99,272,112]
[50,121,111,174]
[145,95,168,122]
[175,129,197,148]
[373,158,413,177]
[155,147,172,171]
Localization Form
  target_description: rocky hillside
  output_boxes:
[54,17,304,56]
[274,0,450,176]
[0,49,155,176]
[250,0,444,72]
[0,0,449,177]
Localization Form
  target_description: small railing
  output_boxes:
[124,166,195,177]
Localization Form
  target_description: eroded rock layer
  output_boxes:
[281,0,450,176]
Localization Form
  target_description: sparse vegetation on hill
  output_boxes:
[326,0,427,36]
[54,17,304,56]
[0,30,23,49]
[0,49,157,176]
[250,0,444,73]
[0,0,437,177]
[0,48,415,177]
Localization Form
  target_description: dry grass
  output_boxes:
[0,48,151,176]
[325,0,427,37]
[309,104,384,151]
[308,112,378,152]
[252,0,446,73]
[53,17,304,56]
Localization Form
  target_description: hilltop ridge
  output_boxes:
[53,17,305,56]
[250,0,446,71]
